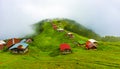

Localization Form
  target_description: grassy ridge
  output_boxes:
[0,19,120,69]
[33,21,88,50]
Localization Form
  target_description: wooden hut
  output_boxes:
[60,43,72,54]
[52,24,58,30]
[0,40,6,50]
[86,39,98,50]
[66,32,74,38]
[9,43,28,54]
[57,28,64,32]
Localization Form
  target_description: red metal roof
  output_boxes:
[60,43,71,51]
[6,38,21,48]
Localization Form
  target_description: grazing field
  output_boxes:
[0,19,120,69]
[0,43,120,69]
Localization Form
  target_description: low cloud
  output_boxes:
[0,0,120,39]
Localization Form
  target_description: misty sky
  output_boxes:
[0,0,120,39]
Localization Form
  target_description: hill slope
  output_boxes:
[0,19,120,69]
[31,19,89,52]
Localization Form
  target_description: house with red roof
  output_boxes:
[60,43,72,54]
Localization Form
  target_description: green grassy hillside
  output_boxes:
[0,19,120,69]
[32,20,88,52]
